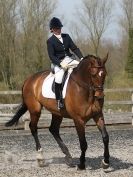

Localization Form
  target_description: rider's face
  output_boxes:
[52,28,61,35]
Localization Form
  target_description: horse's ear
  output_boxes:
[103,52,109,64]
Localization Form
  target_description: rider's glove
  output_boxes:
[60,61,68,69]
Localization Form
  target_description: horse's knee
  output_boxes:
[49,124,58,136]
[100,127,109,143]
[49,126,58,136]
[103,134,109,143]
[29,122,37,135]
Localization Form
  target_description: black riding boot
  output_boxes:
[55,83,64,109]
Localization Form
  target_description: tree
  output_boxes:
[77,0,113,56]
[125,28,133,76]
[0,0,56,89]
[121,0,133,76]
[120,0,133,31]
[18,0,55,76]
[0,0,18,89]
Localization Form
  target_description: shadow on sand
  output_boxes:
[49,156,133,172]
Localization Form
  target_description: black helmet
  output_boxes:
[49,17,63,30]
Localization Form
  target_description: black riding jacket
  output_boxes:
[47,33,83,66]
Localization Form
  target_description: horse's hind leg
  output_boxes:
[28,102,44,167]
[49,114,74,167]
[94,115,110,169]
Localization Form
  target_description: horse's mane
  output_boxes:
[84,54,100,60]
[74,54,101,73]
[84,54,95,59]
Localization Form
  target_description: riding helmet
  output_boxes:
[49,17,63,30]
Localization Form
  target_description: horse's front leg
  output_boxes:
[74,119,88,170]
[94,114,110,169]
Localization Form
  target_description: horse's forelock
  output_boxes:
[76,55,102,72]
[83,54,100,60]
[83,55,102,65]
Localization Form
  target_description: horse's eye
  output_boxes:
[98,70,103,77]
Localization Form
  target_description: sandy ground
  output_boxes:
[0,126,133,177]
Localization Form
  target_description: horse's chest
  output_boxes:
[91,101,102,114]
[83,101,102,119]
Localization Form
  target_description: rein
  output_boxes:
[69,73,104,92]
[69,64,104,92]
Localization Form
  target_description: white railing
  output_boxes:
[0,89,133,130]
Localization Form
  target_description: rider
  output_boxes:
[47,17,84,110]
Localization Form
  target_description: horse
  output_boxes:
[5,54,109,170]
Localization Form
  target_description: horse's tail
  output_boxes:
[5,103,27,127]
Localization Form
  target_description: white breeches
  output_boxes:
[54,56,79,84]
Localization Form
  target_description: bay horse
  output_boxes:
[5,54,109,170]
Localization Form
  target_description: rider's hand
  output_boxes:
[60,61,68,69]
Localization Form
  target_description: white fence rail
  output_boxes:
[0,89,133,130]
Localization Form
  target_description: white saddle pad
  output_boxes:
[42,70,72,99]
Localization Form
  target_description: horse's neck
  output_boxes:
[73,64,91,88]
[71,67,94,103]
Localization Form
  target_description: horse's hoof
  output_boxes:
[77,164,86,170]
[101,159,109,169]
[37,159,45,167]
[65,156,75,167]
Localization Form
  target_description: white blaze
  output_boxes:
[99,71,103,77]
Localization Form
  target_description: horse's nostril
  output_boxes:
[94,91,104,99]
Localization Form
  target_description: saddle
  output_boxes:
[42,66,73,99]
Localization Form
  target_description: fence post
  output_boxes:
[24,120,30,130]
[131,92,133,125]
[22,112,30,130]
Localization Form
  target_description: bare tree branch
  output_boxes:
[77,0,113,56]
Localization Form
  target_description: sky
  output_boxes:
[55,0,82,18]
[53,0,123,42]
[54,0,84,31]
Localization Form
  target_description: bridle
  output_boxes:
[70,63,105,95]
[89,65,105,92]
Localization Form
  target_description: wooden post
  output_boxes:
[22,113,30,130]
[24,120,30,130]
[131,92,133,125]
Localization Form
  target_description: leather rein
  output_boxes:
[69,65,104,92]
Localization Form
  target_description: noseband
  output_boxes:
[70,72,104,93]
[89,65,104,92]
[70,60,105,95]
